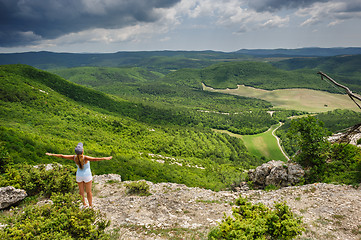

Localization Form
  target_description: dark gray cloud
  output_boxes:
[248,0,329,12]
[337,1,361,13]
[0,0,180,47]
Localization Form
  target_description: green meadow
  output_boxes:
[206,84,359,161]
[214,123,288,162]
[204,84,360,113]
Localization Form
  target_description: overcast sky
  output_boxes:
[1,0,361,53]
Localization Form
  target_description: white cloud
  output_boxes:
[297,0,361,26]
[50,22,173,46]
[261,15,290,28]
[173,0,290,32]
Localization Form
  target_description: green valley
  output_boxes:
[1,51,361,192]
[0,64,268,191]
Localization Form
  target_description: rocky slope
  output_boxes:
[92,174,361,240]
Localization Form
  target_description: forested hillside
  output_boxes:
[1,48,360,71]
[0,64,270,190]
[164,60,361,94]
[236,47,361,57]
[0,51,252,72]
[52,66,285,135]
[273,54,361,93]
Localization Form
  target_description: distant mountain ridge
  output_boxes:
[1,48,361,70]
[0,51,250,70]
[236,47,361,57]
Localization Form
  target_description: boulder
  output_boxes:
[287,162,305,185]
[265,163,288,187]
[0,186,27,209]
[93,174,122,184]
[248,160,304,189]
[248,161,276,187]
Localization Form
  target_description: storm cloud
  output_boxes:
[1,0,361,51]
[249,0,331,12]
[0,0,180,47]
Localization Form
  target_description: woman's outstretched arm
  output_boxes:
[46,153,75,160]
[84,156,112,161]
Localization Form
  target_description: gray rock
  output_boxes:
[248,160,304,189]
[287,162,305,185]
[239,182,250,191]
[248,160,279,186]
[265,163,288,187]
[36,199,54,207]
[93,174,122,184]
[33,163,62,171]
[0,186,27,209]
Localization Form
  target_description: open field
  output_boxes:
[203,84,359,113]
[214,123,288,162]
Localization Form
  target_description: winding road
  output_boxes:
[272,122,289,161]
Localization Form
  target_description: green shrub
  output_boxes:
[0,193,110,239]
[124,180,151,196]
[208,197,304,240]
[0,164,77,197]
[323,143,361,185]
[0,142,12,174]
[264,184,280,191]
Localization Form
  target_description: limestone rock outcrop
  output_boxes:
[90,174,361,240]
[0,186,27,209]
[93,173,122,184]
[248,160,304,189]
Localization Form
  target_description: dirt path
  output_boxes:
[272,122,289,161]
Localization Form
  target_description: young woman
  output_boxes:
[46,142,112,208]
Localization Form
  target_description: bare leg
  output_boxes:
[77,182,86,206]
[85,180,93,207]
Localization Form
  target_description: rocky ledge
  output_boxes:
[92,174,361,240]
[0,186,27,210]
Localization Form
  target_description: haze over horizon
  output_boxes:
[1,0,361,53]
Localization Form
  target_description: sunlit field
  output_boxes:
[204,84,359,113]
[214,123,288,162]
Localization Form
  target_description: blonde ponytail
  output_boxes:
[75,154,84,169]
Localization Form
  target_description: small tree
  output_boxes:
[288,116,331,181]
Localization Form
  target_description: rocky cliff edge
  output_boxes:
[92,174,361,240]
